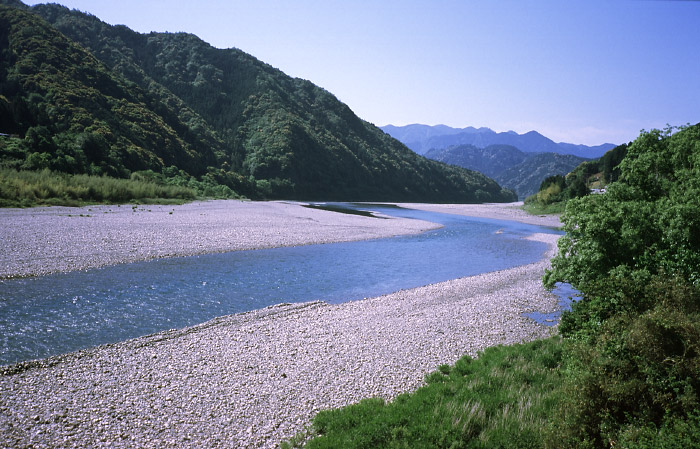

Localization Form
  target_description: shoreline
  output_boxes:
[0,201,562,448]
[395,201,562,228]
[0,200,441,279]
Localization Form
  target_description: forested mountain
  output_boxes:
[382,124,616,158]
[525,143,628,209]
[0,2,516,203]
[424,144,588,199]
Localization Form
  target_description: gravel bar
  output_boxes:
[0,200,439,279]
[0,201,561,448]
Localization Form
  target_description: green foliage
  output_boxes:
[550,276,700,448]
[0,167,195,206]
[545,126,699,290]
[543,124,700,447]
[290,337,565,449]
[524,144,628,209]
[616,412,700,449]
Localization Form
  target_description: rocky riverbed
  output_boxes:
[0,200,439,279]
[0,201,561,448]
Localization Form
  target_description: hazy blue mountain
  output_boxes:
[381,124,492,154]
[425,144,589,199]
[425,144,527,179]
[382,124,617,158]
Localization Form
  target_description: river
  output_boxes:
[0,203,563,365]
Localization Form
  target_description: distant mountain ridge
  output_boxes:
[424,144,589,199]
[382,124,617,159]
[0,2,516,203]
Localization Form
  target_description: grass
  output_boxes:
[0,168,196,207]
[283,336,565,449]
[521,201,565,215]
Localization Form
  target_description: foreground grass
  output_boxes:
[0,168,196,207]
[284,336,565,449]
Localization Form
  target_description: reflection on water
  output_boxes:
[0,204,560,365]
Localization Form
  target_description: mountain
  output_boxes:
[526,143,629,208]
[0,3,516,203]
[425,144,588,199]
[494,152,591,199]
[380,124,492,154]
[382,124,617,159]
[424,144,527,179]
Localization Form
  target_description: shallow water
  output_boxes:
[525,282,581,326]
[0,204,560,365]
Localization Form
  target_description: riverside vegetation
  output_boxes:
[285,124,700,448]
[522,142,628,214]
[0,168,199,207]
[0,2,516,205]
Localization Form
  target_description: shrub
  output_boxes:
[548,276,700,448]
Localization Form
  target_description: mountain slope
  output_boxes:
[493,152,590,199]
[0,5,221,178]
[425,144,588,199]
[425,144,527,179]
[0,3,516,203]
[382,124,617,158]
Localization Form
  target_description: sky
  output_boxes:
[23,0,700,146]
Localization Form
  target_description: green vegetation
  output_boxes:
[285,125,700,448]
[0,168,196,207]
[284,337,565,449]
[523,143,628,210]
[544,124,700,447]
[0,3,516,204]
[521,199,566,215]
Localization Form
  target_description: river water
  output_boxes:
[0,203,562,365]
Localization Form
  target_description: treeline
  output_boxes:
[285,125,700,448]
[0,3,516,204]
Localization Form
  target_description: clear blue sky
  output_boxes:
[24,0,700,145]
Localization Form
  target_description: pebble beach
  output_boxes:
[0,201,561,448]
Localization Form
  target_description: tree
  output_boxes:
[545,124,700,291]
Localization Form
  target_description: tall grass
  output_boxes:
[0,168,196,207]
[285,337,565,449]
[521,198,566,215]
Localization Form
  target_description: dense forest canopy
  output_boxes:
[0,2,516,204]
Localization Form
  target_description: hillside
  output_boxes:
[524,142,628,211]
[382,124,616,158]
[0,3,516,203]
[425,144,588,199]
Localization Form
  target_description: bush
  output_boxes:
[548,276,700,448]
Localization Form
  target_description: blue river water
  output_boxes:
[0,203,563,366]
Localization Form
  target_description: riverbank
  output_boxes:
[0,200,440,279]
[0,201,562,448]
[397,201,562,228]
